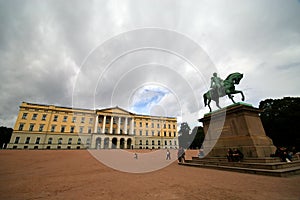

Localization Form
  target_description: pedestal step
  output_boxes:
[180,157,300,177]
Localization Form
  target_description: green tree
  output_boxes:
[190,126,205,149]
[259,97,300,149]
[0,126,13,149]
[178,122,191,148]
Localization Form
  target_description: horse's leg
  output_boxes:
[215,98,221,109]
[208,99,212,112]
[228,94,236,104]
[231,90,245,101]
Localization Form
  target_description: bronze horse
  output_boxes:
[203,72,245,112]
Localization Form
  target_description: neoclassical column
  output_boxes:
[101,138,104,149]
[117,138,120,149]
[117,117,121,134]
[109,116,113,134]
[109,139,113,149]
[124,140,127,149]
[124,117,128,134]
[102,115,106,133]
[94,115,98,133]
[130,118,134,135]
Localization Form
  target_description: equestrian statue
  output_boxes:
[203,72,245,112]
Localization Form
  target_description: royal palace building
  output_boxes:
[7,102,179,150]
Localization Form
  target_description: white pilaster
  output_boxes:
[110,116,113,134]
[117,117,121,134]
[124,117,128,134]
[94,115,98,133]
[102,115,106,133]
[130,118,134,135]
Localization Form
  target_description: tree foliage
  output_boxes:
[0,126,13,149]
[190,126,205,149]
[178,122,205,149]
[178,122,191,148]
[259,97,300,149]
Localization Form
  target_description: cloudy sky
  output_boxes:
[1,0,300,128]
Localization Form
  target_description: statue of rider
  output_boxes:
[210,72,223,96]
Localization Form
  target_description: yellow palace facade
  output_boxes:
[8,102,178,150]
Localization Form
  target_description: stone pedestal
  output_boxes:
[199,103,276,158]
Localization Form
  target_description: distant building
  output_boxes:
[7,102,178,150]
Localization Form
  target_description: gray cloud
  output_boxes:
[0,0,300,128]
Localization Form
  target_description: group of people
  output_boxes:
[226,148,244,162]
[272,146,299,162]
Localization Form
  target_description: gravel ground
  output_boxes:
[0,150,299,200]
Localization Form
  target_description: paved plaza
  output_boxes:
[0,150,299,200]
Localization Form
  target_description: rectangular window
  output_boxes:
[70,126,75,133]
[173,125,176,129]
[63,116,68,122]
[53,115,58,122]
[35,137,40,144]
[86,138,91,145]
[139,122,142,127]
[151,123,154,128]
[29,124,34,131]
[68,138,72,144]
[22,113,28,119]
[152,131,154,136]
[158,131,160,136]
[39,124,44,132]
[146,130,148,136]
[168,124,171,129]
[139,140,142,145]
[97,127,101,133]
[72,117,76,123]
[152,140,155,145]
[89,118,93,124]
[14,137,20,144]
[88,127,92,134]
[139,130,142,136]
[32,113,37,120]
[164,131,167,137]
[157,124,160,128]
[58,138,62,145]
[77,138,81,145]
[169,132,171,137]
[18,123,24,131]
[81,117,85,123]
[174,132,176,137]
[42,114,47,121]
[164,124,166,129]
[79,126,83,133]
[25,137,30,144]
[61,126,65,133]
[134,122,136,127]
[51,125,56,132]
[146,123,148,128]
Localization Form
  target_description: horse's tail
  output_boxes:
[203,93,208,107]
